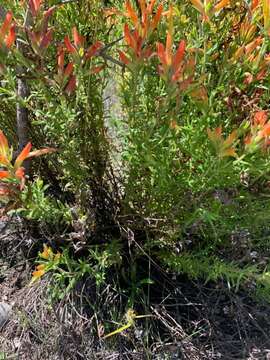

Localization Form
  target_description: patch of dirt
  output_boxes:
[150,278,270,359]
[0,217,270,359]
[0,262,270,359]
[0,215,39,264]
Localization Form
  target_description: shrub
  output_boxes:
[1,0,270,303]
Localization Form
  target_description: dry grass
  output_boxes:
[1,263,270,359]
[1,217,270,359]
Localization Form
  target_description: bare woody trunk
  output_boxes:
[16,61,30,151]
[16,13,31,173]
[1,6,30,171]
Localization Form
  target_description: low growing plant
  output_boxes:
[0,129,55,211]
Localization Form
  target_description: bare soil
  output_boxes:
[1,217,270,360]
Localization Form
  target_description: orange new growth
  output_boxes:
[32,264,46,279]
[0,11,16,49]
[120,24,153,65]
[254,111,270,139]
[125,0,163,39]
[0,130,56,202]
[207,127,237,158]
[29,0,43,17]
[156,32,186,83]
[254,110,268,126]
[14,143,32,170]
[27,4,55,56]
[40,244,54,260]
[245,110,270,151]
[190,0,230,21]
[56,46,76,94]
[251,0,260,11]
[119,1,163,66]
[0,130,9,158]
[31,245,62,282]
[64,27,102,60]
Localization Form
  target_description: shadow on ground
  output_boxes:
[0,217,270,359]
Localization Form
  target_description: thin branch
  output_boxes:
[100,53,125,69]
[99,36,124,54]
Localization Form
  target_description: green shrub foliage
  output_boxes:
[1,0,270,300]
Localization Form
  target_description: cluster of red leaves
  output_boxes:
[119,0,163,66]
[29,0,42,18]
[126,0,163,38]
[119,24,154,65]
[245,110,270,150]
[190,0,230,22]
[27,6,55,56]
[207,127,237,158]
[56,45,77,95]
[119,1,206,103]
[229,1,270,84]
[0,11,15,49]
[64,27,103,62]
[0,11,16,72]
[157,34,189,86]
[56,27,103,94]
[0,0,104,96]
[156,29,204,100]
[0,130,55,205]
[207,111,270,159]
